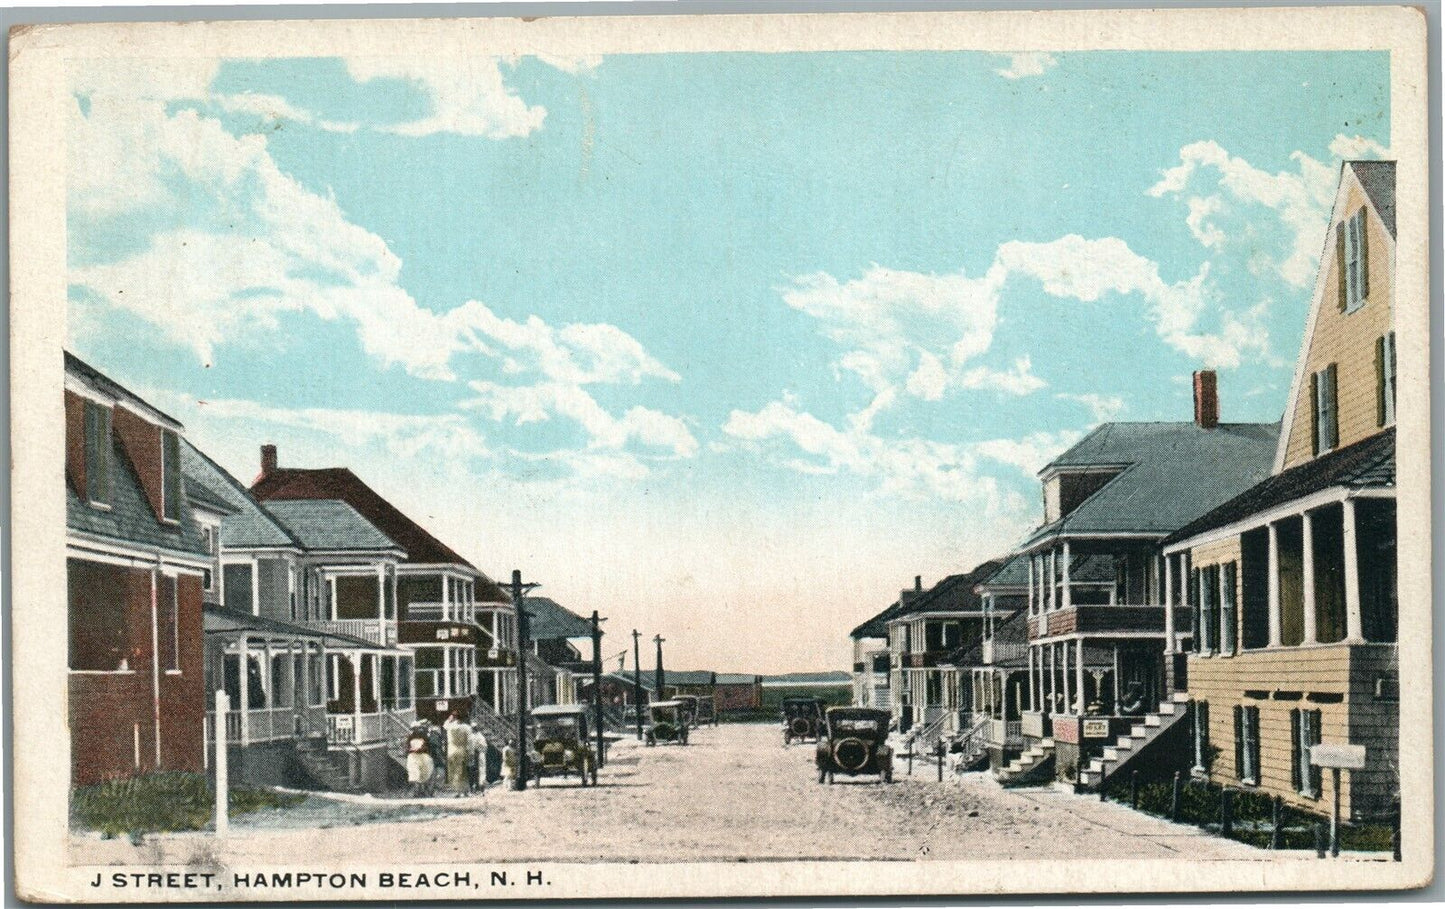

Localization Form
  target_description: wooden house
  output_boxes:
[1162,161,1398,823]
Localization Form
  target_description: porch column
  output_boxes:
[238,634,250,748]
[352,653,363,729]
[1048,549,1057,610]
[442,648,452,698]
[376,566,385,622]
[250,557,260,616]
[1342,498,1364,643]
[262,640,273,724]
[1061,643,1071,715]
[1267,522,1282,647]
[328,576,338,621]
[1301,510,1318,645]
[1075,639,1086,713]
[1027,557,1036,614]
[1043,645,1053,714]
[1112,644,1121,711]
[1027,647,1036,711]
[1163,553,1176,654]
[1061,541,1072,608]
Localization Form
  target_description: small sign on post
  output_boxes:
[214,689,229,838]
[1082,718,1110,739]
[1311,743,1367,858]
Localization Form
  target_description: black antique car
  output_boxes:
[816,707,893,783]
[675,694,701,729]
[528,705,598,786]
[644,700,690,746]
[781,696,826,745]
[695,694,718,727]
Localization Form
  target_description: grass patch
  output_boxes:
[1101,775,1396,853]
[72,772,302,837]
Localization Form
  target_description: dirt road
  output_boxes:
[72,722,1259,866]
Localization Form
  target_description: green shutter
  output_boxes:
[1290,709,1302,791]
[1233,705,1244,778]
[1309,709,1324,795]
[1358,211,1369,302]
[1375,336,1387,426]
[1326,364,1339,450]
[1336,223,1348,312]
[1310,374,1320,457]
[1248,708,1261,780]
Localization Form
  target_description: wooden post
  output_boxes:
[1270,796,1283,850]
[214,689,229,837]
[1392,798,1402,861]
[908,746,914,776]
[1130,770,1139,809]
[1220,787,1233,838]
[1330,766,1342,857]
[1171,771,1183,821]
[936,740,944,782]
[1314,821,1326,858]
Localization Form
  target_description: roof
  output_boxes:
[946,607,1029,669]
[850,581,930,639]
[68,433,209,558]
[531,704,589,717]
[64,352,183,429]
[260,499,400,553]
[184,477,237,515]
[1164,428,1395,546]
[202,604,380,649]
[716,673,760,685]
[1350,160,1395,238]
[181,440,301,551]
[252,463,507,600]
[1023,421,1279,546]
[664,671,716,687]
[522,596,593,640]
[581,671,656,692]
[891,560,1004,618]
[976,554,1030,590]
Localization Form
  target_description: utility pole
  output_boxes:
[510,569,539,792]
[654,634,666,697]
[590,610,606,770]
[632,629,643,740]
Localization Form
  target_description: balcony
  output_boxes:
[398,621,482,647]
[327,706,416,747]
[1028,604,1193,641]
[903,650,956,669]
[309,619,396,647]
[404,601,479,624]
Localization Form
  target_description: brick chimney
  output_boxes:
[1193,370,1219,429]
[915,576,922,591]
[260,444,278,477]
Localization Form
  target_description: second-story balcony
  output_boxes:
[310,618,396,648]
[398,620,484,647]
[404,601,479,625]
[1028,604,1194,641]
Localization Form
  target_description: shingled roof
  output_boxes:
[261,499,401,553]
[523,596,593,641]
[975,554,1030,591]
[1350,160,1395,238]
[251,456,509,602]
[1164,428,1394,547]
[892,560,1005,617]
[67,434,209,559]
[181,440,301,551]
[1023,421,1279,547]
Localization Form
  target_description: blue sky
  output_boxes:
[67,50,1389,672]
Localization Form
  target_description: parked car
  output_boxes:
[695,694,718,727]
[644,700,690,746]
[675,694,701,729]
[781,696,826,745]
[816,707,893,784]
[528,705,598,786]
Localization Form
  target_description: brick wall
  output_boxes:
[111,406,165,522]
[64,390,86,497]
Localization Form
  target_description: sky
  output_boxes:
[67,49,1389,674]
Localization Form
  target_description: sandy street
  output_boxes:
[72,723,1262,867]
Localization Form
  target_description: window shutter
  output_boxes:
[1376,335,1387,426]
[1358,212,1369,302]
[1310,373,1321,457]
[1336,223,1348,312]
[1326,364,1339,450]
[1289,709,1302,790]
[1248,709,1261,779]
[1309,709,1324,795]
[1233,705,1244,778]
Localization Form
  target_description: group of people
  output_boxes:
[405,712,491,798]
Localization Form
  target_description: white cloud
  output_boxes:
[995,53,1057,80]
[214,92,359,133]
[1056,392,1125,422]
[464,380,697,459]
[345,57,548,139]
[972,430,1082,476]
[958,356,1046,395]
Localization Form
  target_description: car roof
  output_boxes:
[531,704,588,717]
[650,699,685,708]
[826,707,890,720]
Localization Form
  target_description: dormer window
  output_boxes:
[83,400,112,507]
[1339,209,1369,314]
[161,428,182,522]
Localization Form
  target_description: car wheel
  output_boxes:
[884,767,893,783]
[828,772,835,784]
[784,732,791,746]
[591,766,598,785]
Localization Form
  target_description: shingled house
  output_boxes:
[1162,161,1398,823]
[251,448,516,724]
[849,577,926,713]
[65,353,211,786]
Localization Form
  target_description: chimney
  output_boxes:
[915,575,922,592]
[1193,370,1219,429]
[260,444,278,477]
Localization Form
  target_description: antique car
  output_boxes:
[781,696,826,745]
[528,704,598,786]
[644,700,690,746]
[694,694,719,727]
[675,694,701,729]
[816,707,893,784]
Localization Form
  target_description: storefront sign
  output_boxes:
[1082,718,1111,739]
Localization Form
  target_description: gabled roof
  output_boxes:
[891,560,1005,618]
[716,673,760,685]
[68,434,209,558]
[1023,421,1279,547]
[523,596,593,641]
[1164,428,1394,547]
[64,351,182,430]
[1350,160,1395,238]
[850,581,929,639]
[184,477,238,515]
[975,554,1030,591]
[260,499,400,553]
[181,440,301,551]
[664,671,716,687]
[252,463,508,602]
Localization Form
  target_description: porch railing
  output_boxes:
[309,619,395,647]
[404,602,478,624]
[204,705,325,752]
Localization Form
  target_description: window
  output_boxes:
[68,559,131,671]
[83,401,112,506]
[1291,708,1323,797]
[1219,562,1237,656]
[161,428,182,522]
[203,526,216,555]
[201,568,213,592]
[1200,565,1217,654]
[158,575,179,672]
[1234,705,1260,784]
[1377,332,1397,426]
[326,654,339,702]
[1312,364,1340,455]
[1190,568,1202,654]
[1339,209,1368,313]
[1192,701,1210,774]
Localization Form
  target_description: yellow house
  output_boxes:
[1161,160,1397,823]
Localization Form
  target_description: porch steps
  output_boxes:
[296,746,362,793]
[993,738,1055,787]
[1076,692,1191,791]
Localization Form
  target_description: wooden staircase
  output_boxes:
[1076,692,1192,791]
[993,737,1055,786]
[296,737,362,792]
